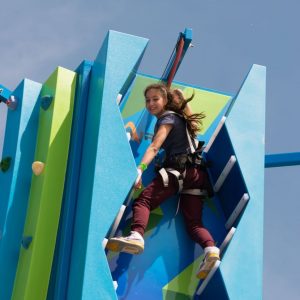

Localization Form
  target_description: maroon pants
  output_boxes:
[131,166,215,248]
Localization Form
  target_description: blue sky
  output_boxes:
[0,1,299,299]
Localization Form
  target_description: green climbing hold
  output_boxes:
[41,95,53,110]
[0,157,12,172]
[21,236,33,249]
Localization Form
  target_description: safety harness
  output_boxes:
[156,111,209,197]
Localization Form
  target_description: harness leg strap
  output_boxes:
[159,168,169,187]
[167,169,184,193]
[158,168,186,193]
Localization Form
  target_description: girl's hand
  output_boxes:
[134,168,143,189]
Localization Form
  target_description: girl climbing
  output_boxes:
[106,83,220,279]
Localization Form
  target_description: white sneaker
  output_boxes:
[106,231,144,255]
[197,246,220,279]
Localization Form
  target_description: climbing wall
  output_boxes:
[0,30,265,300]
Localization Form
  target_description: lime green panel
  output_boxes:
[121,75,157,119]
[162,255,204,299]
[122,75,231,134]
[12,67,76,300]
[173,86,231,134]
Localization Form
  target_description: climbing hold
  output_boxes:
[116,93,122,105]
[32,161,45,175]
[125,122,140,143]
[21,236,33,249]
[41,95,53,110]
[6,95,18,110]
[113,281,118,290]
[0,157,12,172]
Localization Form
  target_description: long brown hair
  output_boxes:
[144,83,205,138]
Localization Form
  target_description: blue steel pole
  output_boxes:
[265,152,300,168]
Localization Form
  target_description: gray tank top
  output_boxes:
[154,113,191,157]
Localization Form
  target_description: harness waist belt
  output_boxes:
[181,188,208,196]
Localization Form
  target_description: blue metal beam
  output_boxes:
[265,152,300,168]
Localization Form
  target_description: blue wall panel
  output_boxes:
[218,64,266,300]
[0,79,42,300]
[67,31,149,300]
[47,60,93,300]
[205,125,248,221]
